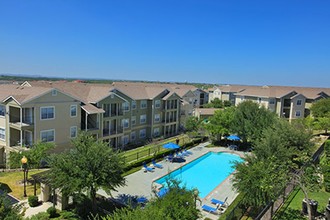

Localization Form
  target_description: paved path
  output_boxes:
[98,142,247,220]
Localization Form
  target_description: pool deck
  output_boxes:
[97,141,247,219]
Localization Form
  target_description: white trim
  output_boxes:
[70,105,77,117]
[296,99,302,106]
[40,129,55,142]
[40,106,55,120]
[155,100,161,108]
[122,102,130,112]
[140,114,146,124]
[154,113,160,123]
[140,100,147,109]
[70,126,77,138]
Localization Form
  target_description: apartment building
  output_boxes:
[0,81,189,167]
[212,84,330,121]
[0,83,81,167]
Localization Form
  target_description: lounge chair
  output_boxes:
[157,187,169,198]
[166,154,173,162]
[211,197,228,207]
[201,204,220,214]
[184,149,193,155]
[143,162,154,172]
[152,159,163,169]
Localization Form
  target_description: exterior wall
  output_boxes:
[290,95,306,120]
[32,91,81,147]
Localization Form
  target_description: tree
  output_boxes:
[310,98,330,118]
[203,98,223,108]
[48,132,126,214]
[184,116,200,132]
[204,107,235,142]
[0,193,22,220]
[9,142,54,169]
[313,116,330,134]
[105,180,201,220]
[232,101,276,143]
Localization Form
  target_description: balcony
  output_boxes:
[102,127,123,137]
[9,107,34,128]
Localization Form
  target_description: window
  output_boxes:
[122,118,129,128]
[41,129,55,142]
[40,107,55,120]
[0,128,5,140]
[0,105,5,117]
[131,132,136,140]
[153,127,160,136]
[155,100,161,108]
[52,90,57,96]
[122,135,129,145]
[295,110,301,117]
[70,126,77,138]
[131,101,136,109]
[140,115,146,124]
[70,105,77,117]
[131,116,136,125]
[122,102,130,112]
[132,101,136,109]
[140,100,147,109]
[240,96,245,101]
[139,129,146,138]
[258,98,261,103]
[154,114,160,122]
[297,99,302,106]
[269,98,275,105]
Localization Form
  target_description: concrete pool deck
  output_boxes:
[97,142,247,219]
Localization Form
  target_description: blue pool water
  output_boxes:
[155,152,244,198]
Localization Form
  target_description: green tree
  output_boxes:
[313,116,330,134]
[48,132,126,214]
[0,193,22,220]
[310,98,330,118]
[184,116,200,132]
[232,101,276,143]
[9,142,54,169]
[204,107,235,142]
[105,180,201,220]
[203,98,223,108]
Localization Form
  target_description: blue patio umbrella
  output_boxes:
[226,135,241,141]
[162,142,180,150]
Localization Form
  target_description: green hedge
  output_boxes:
[28,195,39,207]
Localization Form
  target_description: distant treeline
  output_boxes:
[0,74,216,89]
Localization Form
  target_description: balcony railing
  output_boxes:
[102,127,124,136]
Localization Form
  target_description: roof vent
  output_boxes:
[262,85,269,89]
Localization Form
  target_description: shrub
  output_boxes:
[26,212,49,220]
[46,206,57,218]
[28,195,39,207]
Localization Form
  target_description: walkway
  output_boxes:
[97,142,247,220]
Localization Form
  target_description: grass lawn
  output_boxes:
[275,187,330,220]
[0,169,45,200]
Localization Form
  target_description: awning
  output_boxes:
[81,104,105,114]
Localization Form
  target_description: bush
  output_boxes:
[26,212,49,220]
[46,206,57,218]
[28,195,39,207]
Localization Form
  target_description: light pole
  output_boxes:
[21,156,28,197]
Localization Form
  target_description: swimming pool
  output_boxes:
[154,152,244,198]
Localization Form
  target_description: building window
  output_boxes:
[0,128,5,140]
[139,129,146,138]
[122,102,130,112]
[269,98,275,105]
[70,126,77,138]
[70,105,77,117]
[258,98,261,103]
[122,135,129,145]
[0,105,5,117]
[154,114,160,122]
[155,100,161,108]
[140,114,146,124]
[295,110,301,117]
[122,118,129,128]
[131,132,136,140]
[131,101,136,109]
[240,96,245,101]
[153,127,160,137]
[297,99,302,106]
[131,116,136,125]
[40,107,55,120]
[140,100,147,109]
[52,90,57,96]
[41,129,55,142]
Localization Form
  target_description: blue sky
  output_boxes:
[0,0,329,87]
